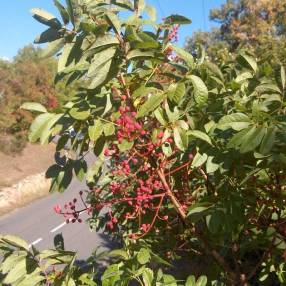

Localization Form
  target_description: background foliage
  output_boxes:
[186,0,286,65]
[0,45,77,154]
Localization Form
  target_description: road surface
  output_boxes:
[0,156,116,260]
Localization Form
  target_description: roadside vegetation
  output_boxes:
[0,45,77,154]
[1,0,286,285]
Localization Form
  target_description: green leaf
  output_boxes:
[197,44,205,65]
[34,27,61,44]
[154,108,167,126]
[87,48,116,78]
[40,113,63,144]
[93,136,106,157]
[164,14,192,25]
[136,0,145,15]
[206,156,219,173]
[187,130,212,145]
[162,141,173,157]
[40,38,65,58]
[103,122,116,136]
[101,264,122,285]
[89,35,119,52]
[185,275,196,286]
[235,71,253,83]
[142,268,154,286]
[132,32,159,49]
[79,274,97,286]
[12,268,44,286]
[217,113,251,131]
[196,276,207,286]
[171,45,194,67]
[137,92,165,118]
[187,202,213,222]
[69,107,90,120]
[206,212,223,234]
[118,139,134,152]
[74,160,87,182]
[137,248,151,265]
[205,62,224,81]
[239,126,266,153]
[54,0,69,24]
[88,59,113,89]
[3,259,26,284]
[259,127,276,155]
[88,120,104,141]
[86,159,104,186]
[227,128,250,149]
[132,86,160,99]
[188,75,208,107]
[58,42,74,72]
[65,0,75,27]
[1,251,27,274]
[237,53,257,72]
[127,49,155,60]
[167,82,186,103]
[29,113,54,142]
[21,102,47,113]
[145,5,156,21]
[192,152,207,168]
[106,12,121,35]
[162,274,177,286]
[281,66,286,90]
[174,127,188,151]
[256,83,282,94]
[108,249,129,260]
[31,8,61,29]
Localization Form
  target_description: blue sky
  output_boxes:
[0,0,224,59]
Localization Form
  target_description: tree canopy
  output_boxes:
[186,0,286,65]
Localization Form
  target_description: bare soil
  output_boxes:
[0,143,55,216]
[0,143,55,188]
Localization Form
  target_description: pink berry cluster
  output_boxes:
[53,191,86,224]
[168,24,180,42]
[115,106,146,143]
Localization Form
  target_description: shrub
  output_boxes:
[2,0,286,285]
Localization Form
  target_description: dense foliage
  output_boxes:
[1,0,286,285]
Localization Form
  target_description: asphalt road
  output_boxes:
[0,155,116,260]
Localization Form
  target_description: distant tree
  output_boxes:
[0,45,78,153]
[185,0,286,64]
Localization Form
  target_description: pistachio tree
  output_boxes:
[2,0,286,285]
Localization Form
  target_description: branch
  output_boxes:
[194,230,238,282]
[157,168,238,282]
[157,168,187,220]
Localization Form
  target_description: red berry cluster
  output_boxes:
[106,212,118,230]
[116,106,145,143]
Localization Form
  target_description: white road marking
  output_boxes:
[50,211,85,234]
[27,210,88,249]
[28,238,43,248]
[50,221,66,233]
